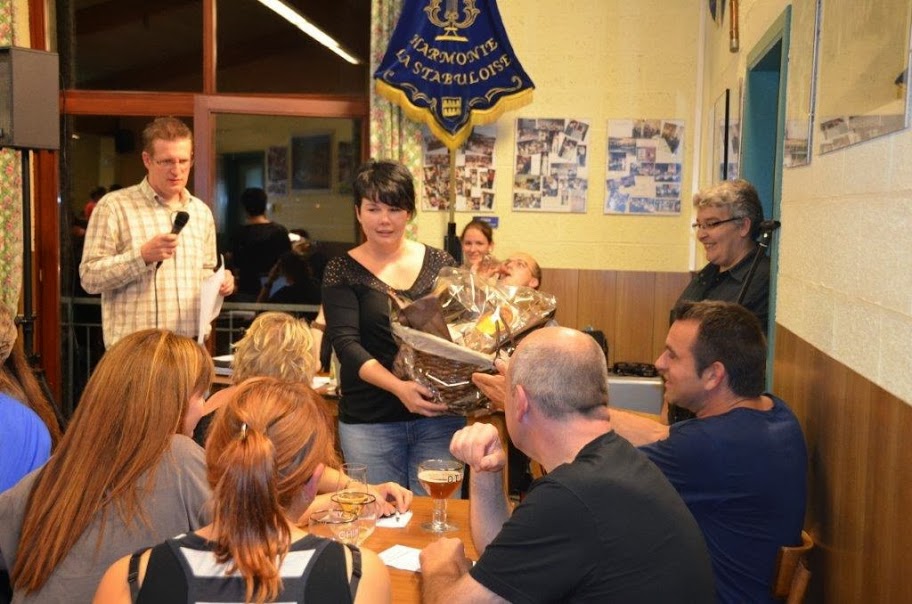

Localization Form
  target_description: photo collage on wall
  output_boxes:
[604,119,685,215]
[512,118,589,213]
[421,125,497,212]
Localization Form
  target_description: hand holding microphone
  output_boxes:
[143,211,190,268]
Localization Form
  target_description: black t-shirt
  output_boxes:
[470,431,715,603]
[231,222,291,296]
[322,246,456,424]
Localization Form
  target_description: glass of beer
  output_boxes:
[332,462,376,535]
[418,458,465,533]
[308,508,358,544]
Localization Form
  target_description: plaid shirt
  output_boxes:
[80,178,218,347]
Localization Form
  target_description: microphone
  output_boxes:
[759,219,781,231]
[156,211,190,268]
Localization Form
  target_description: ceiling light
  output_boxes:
[257,0,361,65]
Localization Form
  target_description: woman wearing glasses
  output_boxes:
[675,179,769,329]
[670,179,769,424]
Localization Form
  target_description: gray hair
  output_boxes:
[509,328,609,419]
[693,179,764,239]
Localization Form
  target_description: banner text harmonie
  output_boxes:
[395,34,514,86]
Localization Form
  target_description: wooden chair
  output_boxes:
[772,530,814,603]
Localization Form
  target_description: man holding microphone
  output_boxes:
[80,117,234,348]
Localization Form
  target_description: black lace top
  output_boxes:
[322,245,456,423]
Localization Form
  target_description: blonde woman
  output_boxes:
[0,330,212,603]
[95,378,390,603]
[199,311,411,517]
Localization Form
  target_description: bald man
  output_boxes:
[419,327,713,603]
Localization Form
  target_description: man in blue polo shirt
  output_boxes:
[611,300,808,603]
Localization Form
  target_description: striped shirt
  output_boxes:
[79,178,218,348]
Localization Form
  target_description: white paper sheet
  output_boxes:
[198,256,226,344]
[378,544,423,572]
[376,510,413,528]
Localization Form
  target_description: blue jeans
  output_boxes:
[338,416,466,497]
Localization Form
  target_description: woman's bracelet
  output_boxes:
[311,322,326,332]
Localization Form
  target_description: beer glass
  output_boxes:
[418,459,465,533]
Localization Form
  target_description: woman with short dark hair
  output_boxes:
[322,160,463,494]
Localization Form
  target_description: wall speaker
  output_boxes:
[0,47,60,150]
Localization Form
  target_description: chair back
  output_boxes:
[772,530,814,602]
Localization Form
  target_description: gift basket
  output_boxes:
[390,267,557,415]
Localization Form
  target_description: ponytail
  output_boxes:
[205,377,337,604]
[210,424,288,604]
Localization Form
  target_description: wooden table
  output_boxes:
[362,496,476,603]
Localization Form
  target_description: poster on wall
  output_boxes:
[604,118,684,215]
[266,146,288,196]
[291,134,332,192]
[421,125,497,212]
[512,118,589,213]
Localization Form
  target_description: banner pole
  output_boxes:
[444,148,462,262]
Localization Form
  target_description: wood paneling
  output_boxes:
[541,268,691,366]
[774,326,912,603]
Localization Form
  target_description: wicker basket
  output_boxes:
[391,324,496,416]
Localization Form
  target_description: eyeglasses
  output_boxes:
[691,217,741,231]
[153,158,193,169]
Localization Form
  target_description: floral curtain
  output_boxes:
[370,0,423,238]
[0,0,23,311]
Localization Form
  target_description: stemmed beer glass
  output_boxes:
[330,463,377,545]
[418,459,465,533]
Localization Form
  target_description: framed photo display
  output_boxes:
[512,117,590,213]
[604,118,685,215]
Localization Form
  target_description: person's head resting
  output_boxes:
[460,220,494,267]
[352,159,416,216]
[11,329,212,595]
[205,377,338,603]
[233,311,317,384]
[240,187,268,218]
[669,300,767,399]
[693,178,764,240]
[506,327,609,439]
[499,252,542,289]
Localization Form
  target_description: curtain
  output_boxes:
[370,0,423,239]
[0,0,23,311]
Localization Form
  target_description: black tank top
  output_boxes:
[133,532,361,603]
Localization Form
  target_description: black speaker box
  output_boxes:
[0,47,60,150]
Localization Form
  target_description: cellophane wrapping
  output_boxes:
[391,267,557,415]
